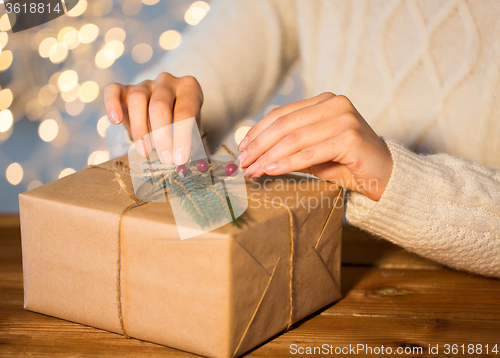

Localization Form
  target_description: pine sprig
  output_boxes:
[158,162,243,229]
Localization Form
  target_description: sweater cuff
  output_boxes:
[345,139,439,244]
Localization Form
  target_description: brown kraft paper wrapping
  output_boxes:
[19,155,343,358]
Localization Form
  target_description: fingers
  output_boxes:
[240,95,359,170]
[149,82,174,164]
[172,117,196,165]
[104,83,128,125]
[239,103,335,170]
[240,92,391,201]
[238,92,335,152]
[243,113,344,177]
[127,81,153,156]
[250,135,348,178]
[171,76,203,165]
[104,74,204,162]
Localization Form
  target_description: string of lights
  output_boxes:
[0,0,299,211]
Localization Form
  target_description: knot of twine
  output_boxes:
[90,144,339,340]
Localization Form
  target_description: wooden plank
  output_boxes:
[342,225,444,269]
[0,306,193,357]
[0,215,20,228]
[0,215,22,265]
[2,215,499,357]
[2,306,500,357]
[324,266,500,321]
[250,315,500,357]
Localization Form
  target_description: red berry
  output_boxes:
[225,163,238,176]
[176,165,189,176]
[197,160,209,173]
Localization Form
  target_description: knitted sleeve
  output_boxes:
[345,139,500,278]
[130,0,299,152]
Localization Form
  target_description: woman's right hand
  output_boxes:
[104,72,203,164]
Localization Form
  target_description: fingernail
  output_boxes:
[244,162,259,177]
[160,150,172,164]
[144,138,152,154]
[174,148,186,164]
[110,110,119,124]
[236,151,247,166]
[136,139,146,157]
[263,163,278,173]
[238,137,249,151]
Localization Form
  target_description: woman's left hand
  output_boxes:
[236,92,393,201]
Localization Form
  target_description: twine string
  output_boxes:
[89,151,338,338]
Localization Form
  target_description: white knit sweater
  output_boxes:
[131,0,500,277]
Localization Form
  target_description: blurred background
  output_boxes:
[0,0,302,212]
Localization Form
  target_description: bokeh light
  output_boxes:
[65,98,85,116]
[0,32,8,51]
[97,115,111,137]
[159,30,182,50]
[234,126,251,145]
[95,48,115,69]
[0,14,12,32]
[105,27,126,43]
[184,1,210,26]
[0,89,13,110]
[103,47,115,60]
[39,37,57,58]
[122,0,142,16]
[0,110,13,133]
[59,168,76,178]
[79,24,99,44]
[105,40,125,59]
[131,43,153,63]
[58,27,80,49]
[79,81,100,103]
[61,83,80,102]
[58,70,79,92]
[0,50,13,71]
[27,180,43,191]
[38,119,59,142]
[1,0,304,213]
[6,163,23,185]
[49,43,69,63]
[67,0,88,17]
[87,150,110,165]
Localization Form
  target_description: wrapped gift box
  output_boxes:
[19,156,343,358]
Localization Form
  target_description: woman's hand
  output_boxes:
[237,93,393,201]
[104,72,203,164]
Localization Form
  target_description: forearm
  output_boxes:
[345,139,500,278]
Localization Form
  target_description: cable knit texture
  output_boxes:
[346,139,500,277]
[128,0,500,277]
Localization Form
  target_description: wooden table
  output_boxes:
[1,215,499,357]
